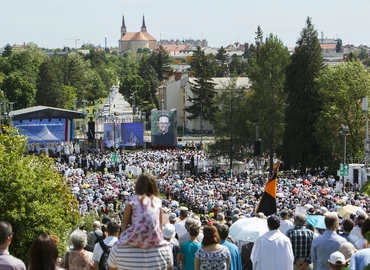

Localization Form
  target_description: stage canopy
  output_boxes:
[9,106,85,121]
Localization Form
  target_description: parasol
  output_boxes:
[338,205,368,219]
[229,217,269,243]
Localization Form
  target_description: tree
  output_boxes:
[335,39,342,53]
[0,126,80,262]
[149,45,173,82]
[315,61,370,170]
[215,46,230,77]
[358,48,368,60]
[255,25,264,62]
[36,59,65,108]
[208,78,250,169]
[2,71,37,109]
[186,47,217,133]
[2,44,12,57]
[282,17,324,174]
[247,33,290,173]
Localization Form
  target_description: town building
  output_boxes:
[118,15,156,54]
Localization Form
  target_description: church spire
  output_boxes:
[141,15,147,32]
[121,14,127,37]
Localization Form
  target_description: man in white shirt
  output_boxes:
[92,221,120,270]
[279,210,294,235]
[174,209,188,237]
[251,215,294,270]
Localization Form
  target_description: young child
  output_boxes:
[328,251,347,270]
[116,173,168,248]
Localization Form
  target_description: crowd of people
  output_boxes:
[2,147,370,270]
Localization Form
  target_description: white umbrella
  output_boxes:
[229,217,268,243]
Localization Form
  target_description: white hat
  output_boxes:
[162,224,176,239]
[328,251,346,265]
[168,213,177,221]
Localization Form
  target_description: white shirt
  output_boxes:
[92,236,118,263]
[279,219,294,235]
[174,219,187,237]
[251,230,294,270]
[351,225,364,240]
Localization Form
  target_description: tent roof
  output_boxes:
[10,106,85,120]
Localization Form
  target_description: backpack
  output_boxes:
[94,230,104,244]
[98,240,112,270]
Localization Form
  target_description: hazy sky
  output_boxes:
[1,0,370,49]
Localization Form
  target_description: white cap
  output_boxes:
[162,224,176,239]
[328,251,346,265]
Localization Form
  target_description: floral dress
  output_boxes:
[60,250,94,270]
[195,246,230,270]
[116,194,168,248]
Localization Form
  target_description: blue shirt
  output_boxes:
[339,232,358,247]
[180,241,201,270]
[221,239,242,270]
[311,231,347,270]
[349,248,370,270]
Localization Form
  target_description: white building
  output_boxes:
[160,72,251,133]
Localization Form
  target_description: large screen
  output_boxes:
[151,109,177,146]
[13,119,67,143]
[104,122,144,147]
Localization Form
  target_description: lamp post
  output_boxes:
[340,124,349,191]
[363,97,369,167]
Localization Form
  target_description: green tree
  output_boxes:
[215,46,230,77]
[0,126,80,262]
[255,25,264,62]
[36,59,65,107]
[2,44,12,57]
[149,45,173,82]
[138,54,160,110]
[208,78,250,169]
[2,71,37,108]
[358,48,368,60]
[315,61,370,170]
[247,33,290,173]
[335,39,342,53]
[282,17,324,174]
[186,47,217,132]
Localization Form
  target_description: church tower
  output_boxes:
[121,14,127,37]
[141,15,147,32]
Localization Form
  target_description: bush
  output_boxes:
[0,126,80,262]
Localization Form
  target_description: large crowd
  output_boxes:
[2,147,370,270]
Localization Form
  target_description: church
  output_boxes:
[118,15,157,54]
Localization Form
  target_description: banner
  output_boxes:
[151,109,177,146]
[13,119,67,142]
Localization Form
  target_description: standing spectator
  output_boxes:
[60,229,94,270]
[0,221,26,270]
[28,233,62,270]
[280,210,294,235]
[350,214,366,242]
[338,242,357,270]
[92,221,120,270]
[339,219,358,248]
[311,213,347,270]
[179,218,204,248]
[216,224,242,270]
[116,173,167,248]
[88,221,103,246]
[180,224,202,270]
[194,225,230,270]
[175,210,189,238]
[348,218,370,269]
[251,215,294,270]
[163,224,180,270]
[286,214,315,270]
[328,251,346,270]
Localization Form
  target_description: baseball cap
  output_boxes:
[162,224,176,239]
[328,251,346,265]
[338,242,357,262]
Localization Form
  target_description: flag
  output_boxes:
[256,162,280,217]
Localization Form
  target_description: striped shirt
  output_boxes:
[107,244,173,270]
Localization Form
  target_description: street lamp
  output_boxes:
[363,97,369,166]
[340,124,349,191]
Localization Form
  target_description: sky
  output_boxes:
[1,0,370,49]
